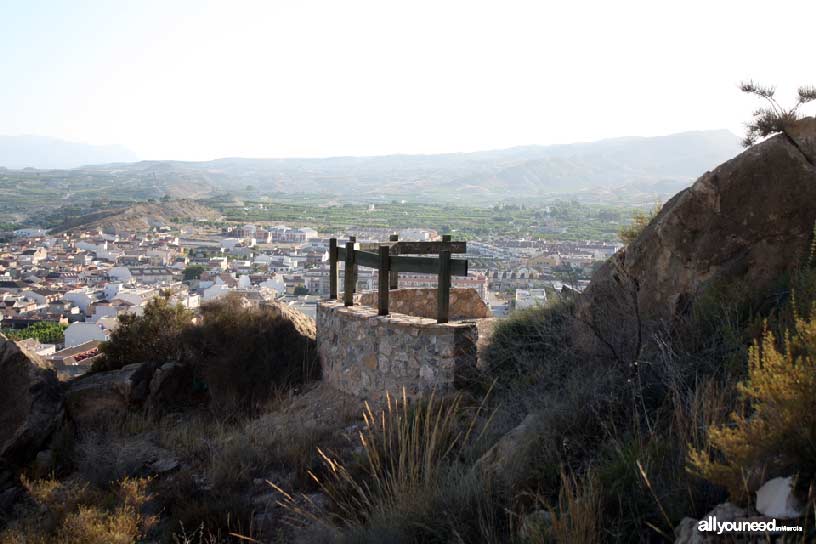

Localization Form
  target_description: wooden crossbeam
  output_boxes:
[328,235,467,323]
[390,255,468,276]
[356,241,466,255]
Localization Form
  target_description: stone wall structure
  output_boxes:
[317,290,494,398]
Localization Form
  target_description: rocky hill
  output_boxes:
[576,117,816,365]
[50,199,222,233]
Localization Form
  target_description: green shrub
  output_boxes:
[96,296,194,372]
[2,322,67,345]
[483,299,576,394]
[689,309,816,502]
[618,202,661,245]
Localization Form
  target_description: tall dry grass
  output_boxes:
[270,388,504,543]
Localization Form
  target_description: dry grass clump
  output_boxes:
[0,476,154,544]
[521,469,602,544]
[271,388,506,543]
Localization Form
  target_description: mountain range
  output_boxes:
[0,135,139,170]
[0,130,742,217]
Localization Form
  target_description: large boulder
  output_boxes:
[145,362,196,420]
[474,413,541,485]
[0,333,64,466]
[576,117,816,364]
[64,362,155,428]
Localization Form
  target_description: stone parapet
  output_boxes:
[317,301,484,398]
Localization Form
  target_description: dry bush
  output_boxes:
[183,294,320,415]
[739,80,816,147]
[523,469,602,544]
[618,201,662,245]
[0,476,154,544]
[689,309,816,502]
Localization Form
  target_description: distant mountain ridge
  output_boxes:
[0,130,742,212]
[0,135,139,169]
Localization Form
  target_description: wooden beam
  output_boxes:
[389,255,468,276]
[378,245,389,316]
[348,237,357,293]
[389,241,466,255]
[343,241,355,306]
[437,250,451,323]
[389,234,399,289]
[354,250,380,269]
[329,237,337,300]
[336,243,360,261]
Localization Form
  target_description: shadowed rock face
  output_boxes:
[0,334,64,466]
[575,117,816,365]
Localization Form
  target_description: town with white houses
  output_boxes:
[0,220,620,378]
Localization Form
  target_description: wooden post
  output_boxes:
[388,234,399,289]
[378,245,389,316]
[344,241,355,306]
[329,238,337,300]
[349,236,357,293]
[437,249,451,323]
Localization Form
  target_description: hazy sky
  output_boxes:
[1,0,814,160]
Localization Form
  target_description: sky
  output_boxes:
[1,0,814,161]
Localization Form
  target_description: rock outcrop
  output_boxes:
[64,362,155,428]
[576,118,816,364]
[0,334,64,466]
[145,362,196,420]
[475,413,540,485]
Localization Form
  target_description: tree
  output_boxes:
[293,286,310,296]
[183,265,206,281]
[740,80,816,147]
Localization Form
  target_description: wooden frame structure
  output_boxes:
[328,234,467,323]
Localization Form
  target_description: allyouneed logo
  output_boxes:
[698,516,803,535]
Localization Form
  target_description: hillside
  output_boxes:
[49,199,222,233]
[0,130,741,221]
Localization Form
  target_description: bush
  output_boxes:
[95,293,319,416]
[96,296,194,372]
[1,322,67,345]
[483,299,576,395]
[739,80,816,147]
[618,202,661,245]
[689,309,816,502]
[182,294,319,414]
[0,476,155,544]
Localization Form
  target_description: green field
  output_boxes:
[212,198,636,242]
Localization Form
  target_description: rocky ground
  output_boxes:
[0,333,364,542]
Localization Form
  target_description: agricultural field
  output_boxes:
[212,198,638,242]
